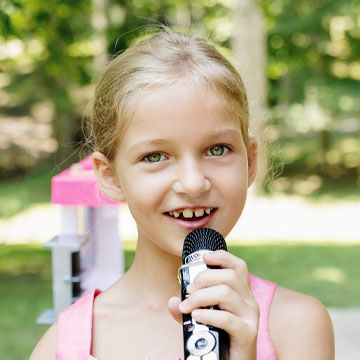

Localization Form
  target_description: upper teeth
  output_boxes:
[169,208,213,218]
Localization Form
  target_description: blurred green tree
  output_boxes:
[0,0,232,174]
[1,0,93,171]
[0,0,359,186]
[262,0,360,180]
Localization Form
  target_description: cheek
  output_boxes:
[212,160,248,220]
[212,159,248,190]
[121,168,172,207]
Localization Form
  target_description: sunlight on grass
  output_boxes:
[0,197,25,217]
[312,266,346,284]
[0,170,52,219]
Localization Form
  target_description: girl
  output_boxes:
[31,28,334,360]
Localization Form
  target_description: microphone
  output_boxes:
[178,228,230,360]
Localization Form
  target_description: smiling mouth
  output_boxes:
[165,208,216,221]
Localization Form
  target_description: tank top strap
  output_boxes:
[56,289,102,360]
[249,273,277,360]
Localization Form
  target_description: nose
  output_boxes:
[172,157,211,197]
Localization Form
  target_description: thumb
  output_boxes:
[168,296,183,324]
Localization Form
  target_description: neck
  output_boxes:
[122,237,182,310]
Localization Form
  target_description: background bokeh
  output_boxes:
[0,0,359,198]
[0,0,359,359]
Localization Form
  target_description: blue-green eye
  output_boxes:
[207,145,229,156]
[143,153,166,162]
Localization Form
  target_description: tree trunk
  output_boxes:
[232,0,267,184]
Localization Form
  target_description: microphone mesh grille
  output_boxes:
[182,228,227,261]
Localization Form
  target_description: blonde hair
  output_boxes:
[90,28,250,161]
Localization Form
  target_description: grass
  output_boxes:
[0,245,52,360]
[1,242,360,359]
[0,170,52,219]
[228,243,360,307]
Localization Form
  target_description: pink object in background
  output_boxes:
[37,156,124,325]
[51,156,119,207]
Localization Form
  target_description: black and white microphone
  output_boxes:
[178,228,230,360]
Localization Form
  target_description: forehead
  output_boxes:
[113,82,246,161]
[128,82,238,132]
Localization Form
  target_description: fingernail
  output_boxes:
[186,284,194,293]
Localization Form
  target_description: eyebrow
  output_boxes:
[128,128,243,152]
[206,128,243,142]
[128,138,171,153]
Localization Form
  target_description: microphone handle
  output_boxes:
[179,258,230,360]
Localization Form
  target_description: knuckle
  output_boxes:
[245,296,260,316]
[220,312,235,329]
[228,269,238,284]
[237,258,248,273]
[220,284,233,299]
[247,318,259,337]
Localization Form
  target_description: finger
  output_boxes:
[168,296,183,324]
[191,308,259,343]
[187,268,248,296]
[180,285,242,315]
[203,251,250,288]
[203,250,249,276]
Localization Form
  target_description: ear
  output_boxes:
[247,138,258,187]
[92,151,126,202]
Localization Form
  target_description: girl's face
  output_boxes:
[110,82,256,258]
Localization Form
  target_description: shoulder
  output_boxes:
[29,323,57,360]
[270,286,334,359]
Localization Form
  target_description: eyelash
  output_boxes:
[141,144,231,163]
[142,153,167,163]
[206,144,231,157]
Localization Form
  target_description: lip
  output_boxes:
[165,208,217,230]
[167,206,213,212]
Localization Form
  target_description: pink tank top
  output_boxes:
[56,273,277,360]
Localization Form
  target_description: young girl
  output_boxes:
[31,28,334,360]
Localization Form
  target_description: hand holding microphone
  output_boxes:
[168,228,259,360]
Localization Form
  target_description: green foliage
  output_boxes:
[265,132,360,198]
[1,0,359,186]
[262,0,360,121]
[102,0,234,53]
[0,0,233,173]
[0,0,22,38]
[259,0,360,187]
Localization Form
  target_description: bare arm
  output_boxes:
[29,323,57,360]
[270,286,335,360]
